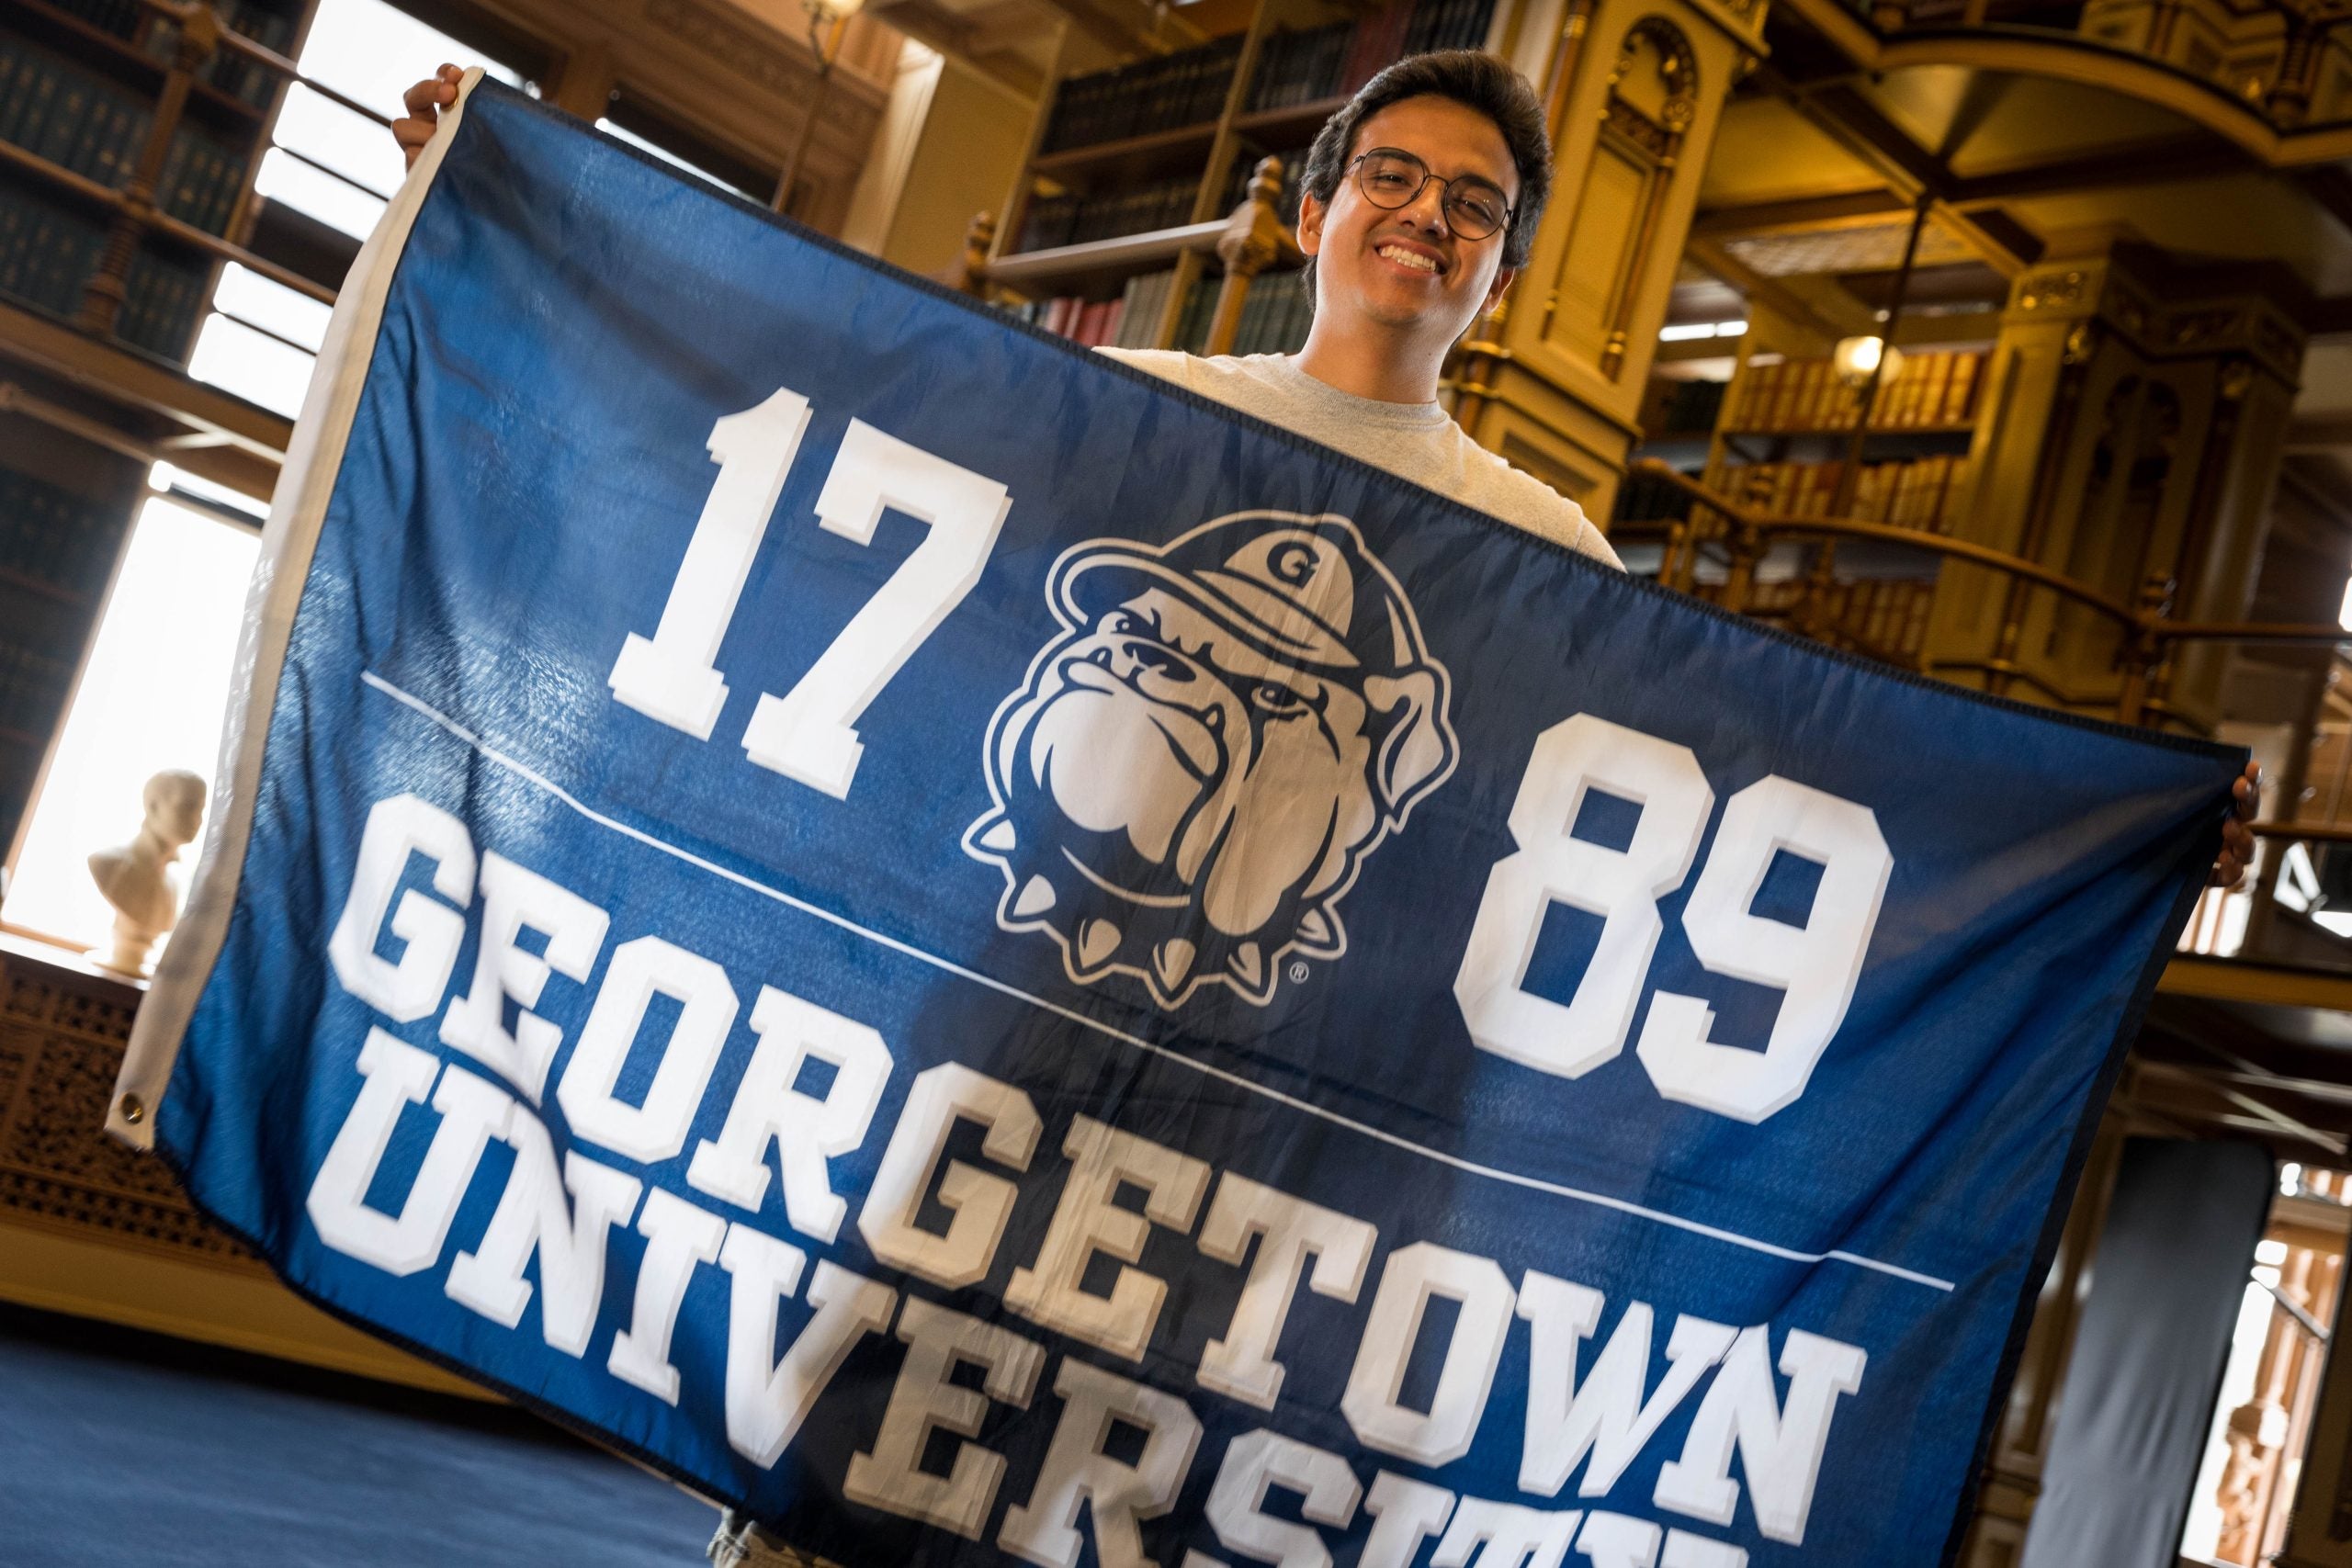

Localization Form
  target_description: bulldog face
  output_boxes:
[1004,586,1402,939]
[969,524,1456,1010]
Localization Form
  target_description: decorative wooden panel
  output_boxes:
[0,947,253,1267]
[1543,17,1698,380]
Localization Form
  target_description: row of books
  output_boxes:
[1728,455,1973,534]
[1018,175,1199,254]
[1749,577,1935,660]
[0,637,74,741]
[1726,350,1984,434]
[146,0,300,110]
[0,468,122,598]
[1248,0,1498,114]
[1042,36,1243,154]
[1612,465,1697,525]
[40,0,296,108]
[1012,293,1130,347]
[1014,267,1264,356]
[119,241,209,355]
[0,186,210,358]
[1641,377,1728,441]
[1228,271,1311,357]
[37,0,144,40]
[1218,152,1306,227]
[1,39,253,234]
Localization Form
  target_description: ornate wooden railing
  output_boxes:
[1632,458,2350,733]
[1817,0,2352,135]
[1631,458,2352,974]
[948,153,1306,360]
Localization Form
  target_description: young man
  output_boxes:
[1096,51,1618,566]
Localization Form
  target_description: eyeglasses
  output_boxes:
[1347,149,1513,242]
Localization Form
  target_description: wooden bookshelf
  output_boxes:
[1030,120,1225,179]
[1232,93,1349,143]
[0,0,316,848]
[981,0,1502,354]
[0,0,315,367]
[6,0,268,130]
[986,219,1227,294]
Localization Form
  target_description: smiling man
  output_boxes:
[1099,51,1623,567]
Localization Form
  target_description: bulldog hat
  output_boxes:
[1054,512,1432,676]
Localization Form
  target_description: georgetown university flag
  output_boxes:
[118,75,2241,1568]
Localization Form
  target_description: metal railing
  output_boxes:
[1628,460,2352,973]
[1631,459,2351,733]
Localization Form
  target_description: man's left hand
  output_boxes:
[2211,760,2260,890]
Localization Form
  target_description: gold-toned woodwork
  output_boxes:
[0,940,475,1394]
[1923,245,2307,734]
[1205,156,1306,357]
[1459,0,1763,522]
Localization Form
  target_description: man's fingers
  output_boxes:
[401,76,448,117]
[391,118,438,169]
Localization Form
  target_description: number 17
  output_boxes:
[607,388,1012,797]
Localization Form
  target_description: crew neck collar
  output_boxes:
[1260,355,1452,430]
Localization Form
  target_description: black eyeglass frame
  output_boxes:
[1344,148,1515,242]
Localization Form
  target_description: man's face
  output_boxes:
[1299,95,1521,342]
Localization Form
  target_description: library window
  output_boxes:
[2,479,261,953]
[198,0,530,413]
[594,94,775,204]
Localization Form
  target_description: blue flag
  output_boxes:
[120,77,2240,1568]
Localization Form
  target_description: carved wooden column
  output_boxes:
[1922,246,2303,732]
[1205,157,1304,358]
[1452,0,1764,530]
[2267,3,2328,128]
[78,3,220,339]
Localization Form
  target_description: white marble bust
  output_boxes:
[88,769,208,976]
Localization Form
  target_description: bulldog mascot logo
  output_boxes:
[965,512,1457,1009]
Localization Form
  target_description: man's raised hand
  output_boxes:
[393,63,462,171]
[2211,759,2260,891]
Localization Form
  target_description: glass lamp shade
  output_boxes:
[1833,334,1904,389]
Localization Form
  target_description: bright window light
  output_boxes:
[149,462,268,521]
[2340,574,2352,630]
[242,0,526,242]
[594,118,762,200]
[274,82,404,199]
[2180,1278,2292,1559]
[252,146,387,240]
[295,0,525,125]
[1657,319,1749,343]
[214,263,332,354]
[187,314,314,419]
[5,494,260,953]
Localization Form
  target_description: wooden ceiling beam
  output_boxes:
[1690,187,1909,242]
[1746,63,2038,278]
[1024,0,1202,57]
[1682,234,1868,345]
[1949,136,2248,203]
[861,0,1044,93]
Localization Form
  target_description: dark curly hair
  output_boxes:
[1298,50,1553,295]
